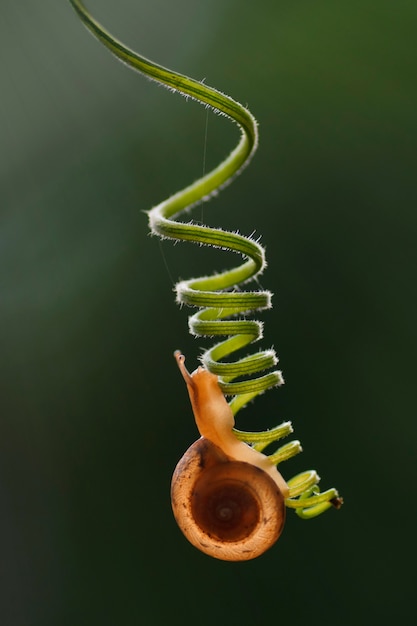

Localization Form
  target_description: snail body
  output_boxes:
[171,352,288,561]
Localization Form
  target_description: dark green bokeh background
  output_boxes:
[1,1,416,624]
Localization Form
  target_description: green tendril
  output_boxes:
[69,0,342,517]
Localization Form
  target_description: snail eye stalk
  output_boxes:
[69,0,343,561]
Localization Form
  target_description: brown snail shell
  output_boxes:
[171,437,286,561]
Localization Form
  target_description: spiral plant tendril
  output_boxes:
[70,0,343,558]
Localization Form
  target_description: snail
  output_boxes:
[171,351,289,561]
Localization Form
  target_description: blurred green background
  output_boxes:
[1,0,416,624]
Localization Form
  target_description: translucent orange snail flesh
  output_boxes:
[171,351,289,562]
